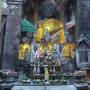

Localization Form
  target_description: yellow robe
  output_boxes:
[18,43,31,60]
[34,19,65,44]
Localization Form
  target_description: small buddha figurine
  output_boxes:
[45,67,49,81]
[18,37,31,60]
[62,41,76,59]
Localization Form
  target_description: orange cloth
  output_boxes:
[62,43,76,59]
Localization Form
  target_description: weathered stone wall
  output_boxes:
[2,7,21,69]
[76,0,90,43]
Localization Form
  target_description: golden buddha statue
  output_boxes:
[18,37,31,60]
[18,43,31,60]
[62,43,76,59]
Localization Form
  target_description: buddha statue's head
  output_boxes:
[40,1,60,19]
[21,36,29,44]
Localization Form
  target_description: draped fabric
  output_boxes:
[20,19,36,32]
[34,19,65,44]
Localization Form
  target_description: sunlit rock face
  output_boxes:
[76,0,90,43]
